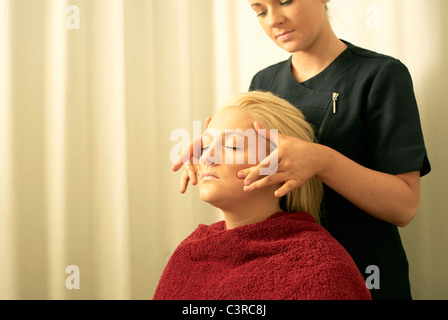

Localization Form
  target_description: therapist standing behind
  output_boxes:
[242,0,431,300]
[174,0,430,300]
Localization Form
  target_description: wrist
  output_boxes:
[314,143,335,181]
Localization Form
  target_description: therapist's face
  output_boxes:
[197,108,273,209]
[249,0,329,53]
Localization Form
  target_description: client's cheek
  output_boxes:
[197,164,206,176]
[193,164,202,174]
[244,147,260,167]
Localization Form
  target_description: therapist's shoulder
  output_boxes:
[347,41,411,75]
[250,59,290,91]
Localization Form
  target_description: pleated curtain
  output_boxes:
[1,0,447,300]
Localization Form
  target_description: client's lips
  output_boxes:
[201,173,220,181]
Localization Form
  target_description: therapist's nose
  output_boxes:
[268,8,287,28]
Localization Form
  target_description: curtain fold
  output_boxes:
[44,0,68,300]
[0,0,218,299]
[0,0,14,299]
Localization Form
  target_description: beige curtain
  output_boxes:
[0,0,217,300]
[1,0,447,300]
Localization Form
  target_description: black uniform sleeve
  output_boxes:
[366,60,430,176]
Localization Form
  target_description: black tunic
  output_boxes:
[249,40,431,300]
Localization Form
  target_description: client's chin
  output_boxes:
[198,186,224,208]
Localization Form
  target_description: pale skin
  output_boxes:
[173,0,420,228]
[197,108,281,230]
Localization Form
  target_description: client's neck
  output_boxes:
[221,200,282,230]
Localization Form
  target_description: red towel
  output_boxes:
[153,212,371,300]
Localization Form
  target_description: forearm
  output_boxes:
[316,145,420,227]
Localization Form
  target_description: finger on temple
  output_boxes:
[172,135,203,171]
[254,121,280,149]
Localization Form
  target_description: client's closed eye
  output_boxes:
[225,146,240,151]
[201,145,241,153]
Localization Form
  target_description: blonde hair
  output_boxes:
[222,91,324,224]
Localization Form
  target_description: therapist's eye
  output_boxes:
[256,0,292,18]
[280,0,293,6]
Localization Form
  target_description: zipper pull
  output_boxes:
[332,92,339,114]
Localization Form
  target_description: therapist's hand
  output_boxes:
[239,123,422,228]
[237,122,325,198]
[172,116,212,193]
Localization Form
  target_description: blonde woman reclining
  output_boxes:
[154,91,371,300]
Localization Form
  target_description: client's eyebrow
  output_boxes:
[202,130,277,148]
[224,131,246,138]
[202,131,245,138]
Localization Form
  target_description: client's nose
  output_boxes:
[201,142,225,166]
[201,148,216,165]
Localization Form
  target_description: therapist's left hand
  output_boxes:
[237,122,326,198]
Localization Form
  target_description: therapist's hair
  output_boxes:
[221,91,323,224]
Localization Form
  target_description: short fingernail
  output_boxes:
[238,171,245,178]
[245,179,252,186]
